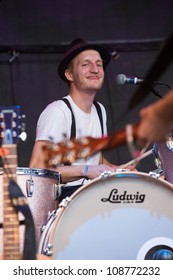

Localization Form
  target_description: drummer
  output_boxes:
[29,37,125,202]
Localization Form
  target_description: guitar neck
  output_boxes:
[2,144,21,260]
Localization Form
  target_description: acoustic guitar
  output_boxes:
[42,123,140,167]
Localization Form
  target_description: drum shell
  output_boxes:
[157,141,173,184]
[38,171,173,260]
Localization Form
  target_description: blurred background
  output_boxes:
[0,0,173,172]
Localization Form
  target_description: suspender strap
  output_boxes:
[62,98,76,138]
[93,100,104,135]
[62,98,104,138]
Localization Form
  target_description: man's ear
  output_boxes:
[65,69,73,82]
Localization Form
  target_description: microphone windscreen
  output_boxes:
[116,74,126,85]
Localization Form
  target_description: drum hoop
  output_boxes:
[37,210,59,255]
[16,167,61,180]
[69,171,173,200]
[0,166,60,179]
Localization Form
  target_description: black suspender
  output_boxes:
[62,98,104,139]
[93,100,104,135]
[62,98,76,138]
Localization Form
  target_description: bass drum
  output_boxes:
[38,171,173,260]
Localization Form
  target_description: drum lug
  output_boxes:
[40,210,58,233]
[59,196,71,208]
[47,209,58,221]
[40,224,46,233]
[115,168,130,173]
[44,244,53,256]
[99,171,112,178]
[149,169,164,179]
[53,183,65,200]
[26,179,34,197]
[53,183,59,200]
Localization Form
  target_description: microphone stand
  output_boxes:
[151,82,172,99]
[155,82,172,90]
[151,88,162,99]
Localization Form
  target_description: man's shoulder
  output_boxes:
[38,99,72,121]
[93,100,106,114]
[45,98,70,111]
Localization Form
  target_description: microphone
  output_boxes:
[116,74,143,85]
[116,74,171,88]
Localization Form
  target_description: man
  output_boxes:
[29,38,120,200]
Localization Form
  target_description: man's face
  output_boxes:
[66,49,105,92]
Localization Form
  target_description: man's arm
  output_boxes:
[29,141,118,183]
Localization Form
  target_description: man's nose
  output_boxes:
[90,63,99,72]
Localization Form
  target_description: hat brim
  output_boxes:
[58,44,111,82]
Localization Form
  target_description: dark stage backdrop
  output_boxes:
[0,0,173,173]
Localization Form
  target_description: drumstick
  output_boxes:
[120,148,153,169]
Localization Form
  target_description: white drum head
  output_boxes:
[41,172,173,259]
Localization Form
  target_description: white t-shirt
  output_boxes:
[36,95,108,186]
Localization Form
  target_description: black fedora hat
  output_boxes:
[58,38,111,82]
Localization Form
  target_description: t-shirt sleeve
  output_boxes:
[35,103,71,143]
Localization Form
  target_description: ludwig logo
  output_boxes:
[101,188,145,204]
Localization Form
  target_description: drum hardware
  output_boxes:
[149,169,164,179]
[165,132,173,152]
[26,179,34,197]
[53,183,61,200]
[154,157,162,169]
[58,196,71,208]
[26,177,60,201]
[40,224,46,234]
[115,168,130,173]
[39,210,59,256]
[54,183,66,198]
[47,209,58,221]
[152,143,163,170]
[100,169,130,179]
[43,244,53,257]
[99,170,113,179]
[40,210,57,234]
